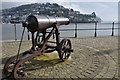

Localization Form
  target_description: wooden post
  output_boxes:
[14,24,17,40]
[75,23,77,38]
[111,22,114,36]
[94,22,97,37]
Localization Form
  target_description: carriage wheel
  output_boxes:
[59,39,72,61]
[13,53,44,79]
[13,59,30,79]
[3,56,18,79]
[3,51,31,79]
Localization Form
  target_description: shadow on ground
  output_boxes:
[1,57,10,64]
[93,48,118,56]
[1,52,71,74]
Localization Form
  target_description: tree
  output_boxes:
[92,12,96,18]
[70,9,74,12]
[53,3,59,7]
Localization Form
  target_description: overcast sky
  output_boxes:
[1,0,119,21]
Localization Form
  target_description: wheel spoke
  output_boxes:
[59,39,72,61]
[65,52,67,59]
[66,52,70,58]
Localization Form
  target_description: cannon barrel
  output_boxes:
[22,15,70,33]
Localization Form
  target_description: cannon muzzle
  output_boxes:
[22,15,70,33]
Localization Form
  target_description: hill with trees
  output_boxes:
[1,3,101,23]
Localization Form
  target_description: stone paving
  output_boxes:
[1,36,119,79]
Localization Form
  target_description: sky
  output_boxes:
[1,0,119,21]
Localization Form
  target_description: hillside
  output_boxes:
[1,3,101,23]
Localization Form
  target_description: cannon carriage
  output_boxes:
[3,15,73,79]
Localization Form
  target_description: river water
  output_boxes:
[1,23,119,41]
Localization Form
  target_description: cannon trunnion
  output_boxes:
[3,15,73,79]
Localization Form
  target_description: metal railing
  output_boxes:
[12,22,119,40]
[59,22,119,38]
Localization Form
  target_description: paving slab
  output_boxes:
[1,36,119,79]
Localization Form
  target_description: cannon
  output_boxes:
[3,15,73,79]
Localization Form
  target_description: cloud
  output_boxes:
[1,0,119,2]
[2,2,31,9]
[94,2,118,21]
[65,3,88,13]
[65,2,118,21]
[54,2,87,13]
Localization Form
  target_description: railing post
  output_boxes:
[94,22,97,37]
[111,22,114,36]
[53,32,55,39]
[14,24,17,40]
[75,22,77,38]
[27,30,30,40]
